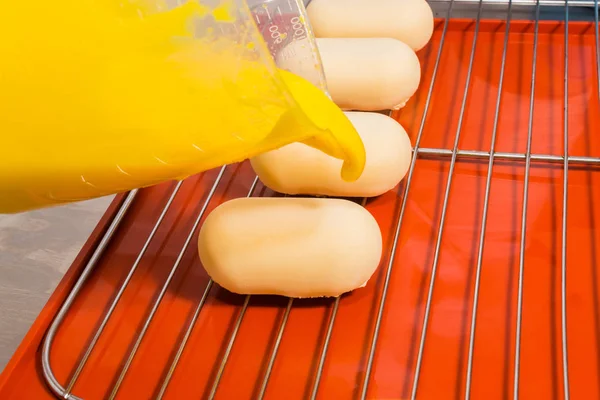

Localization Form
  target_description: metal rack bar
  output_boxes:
[108,166,229,399]
[513,1,540,398]
[416,148,600,165]
[155,175,260,400]
[197,194,297,400]
[359,1,456,398]
[432,0,597,24]
[257,297,294,399]
[64,182,184,395]
[38,1,596,398]
[206,295,251,400]
[309,298,339,400]
[156,280,214,399]
[561,1,570,398]
[432,0,593,7]
[596,0,600,97]
[464,2,513,399]
[411,1,484,398]
[42,190,139,400]
[208,186,371,400]
[303,196,367,399]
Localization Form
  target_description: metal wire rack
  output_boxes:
[33,0,600,399]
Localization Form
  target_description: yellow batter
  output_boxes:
[0,0,365,213]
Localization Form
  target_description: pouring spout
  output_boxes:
[277,70,367,182]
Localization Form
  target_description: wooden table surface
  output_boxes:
[0,196,113,371]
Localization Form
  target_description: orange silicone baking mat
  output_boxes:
[3,7,600,400]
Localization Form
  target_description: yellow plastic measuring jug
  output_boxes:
[0,0,365,213]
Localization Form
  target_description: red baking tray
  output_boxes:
[2,13,600,400]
